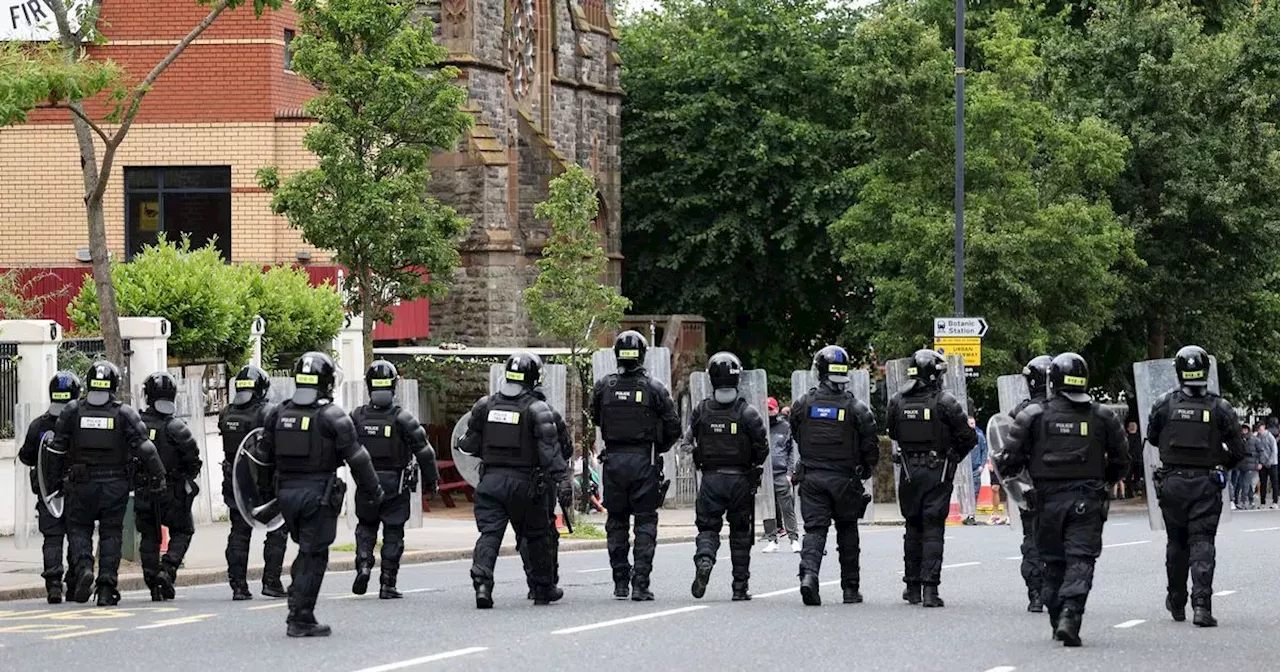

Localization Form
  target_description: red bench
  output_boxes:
[427,460,473,510]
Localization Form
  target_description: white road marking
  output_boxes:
[401,588,441,595]
[136,615,215,629]
[1103,540,1151,549]
[332,593,369,600]
[349,647,489,672]
[1111,522,1132,527]
[1113,619,1146,629]
[246,603,288,611]
[1005,556,1023,561]
[942,562,981,569]
[984,667,1017,672]
[754,580,841,599]
[44,627,118,640]
[1244,527,1280,532]
[1213,590,1236,597]
[576,568,614,574]
[552,606,709,635]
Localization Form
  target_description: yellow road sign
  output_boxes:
[934,336,982,368]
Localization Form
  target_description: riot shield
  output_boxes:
[790,368,876,522]
[591,348,673,506]
[884,356,973,521]
[1134,357,1227,531]
[687,371,711,494]
[230,428,285,532]
[13,403,38,549]
[399,379,424,529]
[36,429,64,521]
[741,369,776,526]
[451,411,481,487]
[990,374,1032,534]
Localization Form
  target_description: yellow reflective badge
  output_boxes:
[618,349,640,359]
[635,391,644,403]
[383,425,392,438]
[924,409,931,421]
[296,373,319,385]
[838,409,846,422]
[301,416,311,431]
[506,371,525,381]
[371,378,394,388]
[235,379,256,388]
[1063,375,1087,387]
[89,379,111,389]
[829,364,849,373]
[51,392,71,400]
[731,423,738,434]
[1202,410,1210,423]
[1080,421,1089,436]
[907,367,918,376]
[1183,370,1206,380]
[148,429,156,440]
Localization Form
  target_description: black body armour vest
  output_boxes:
[220,403,265,463]
[600,375,659,445]
[1030,403,1105,480]
[799,388,857,466]
[274,405,336,474]
[354,405,406,471]
[144,415,179,473]
[481,394,538,467]
[1158,394,1221,468]
[71,404,128,467]
[694,399,752,468]
[895,392,948,454]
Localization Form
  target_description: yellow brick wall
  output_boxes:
[0,121,331,265]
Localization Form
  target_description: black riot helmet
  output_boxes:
[814,345,852,385]
[707,351,743,404]
[84,360,121,407]
[907,349,946,389]
[144,371,179,416]
[48,370,81,415]
[614,331,648,372]
[231,365,270,406]
[366,359,398,408]
[1050,353,1091,403]
[500,351,542,397]
[1022,355,1053,397]
[1174,345,1211,389]
[292,351,338,406]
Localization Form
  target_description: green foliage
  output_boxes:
[524,165,630,355]
[620,0,867,372]
[564,521,606,539]
[0,270,63,319]
[0,42,121,125]
[258,0,472,361]
[67,238,342,366]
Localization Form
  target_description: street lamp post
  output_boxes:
[954,0,966,318]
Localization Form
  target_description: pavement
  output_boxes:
[1,502,1278,671]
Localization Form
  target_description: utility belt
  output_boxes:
[901,450,943,467]
[603,443,653,456]
[703,465,750,475]
[1154,465,1226,495]
[69,464,130,482]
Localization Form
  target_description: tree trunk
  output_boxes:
[360,270,375,367]
[1146,318,1166,361]
[70,112,125,367]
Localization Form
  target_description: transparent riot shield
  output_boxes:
[741,369,776,526]
[231,428,285,532]
[990,374,1032,534]
[176,378,213,525]
[1134,357,1226,531]
[790,368,876,522]
[591,348,673,506]
[399,379,424,529]
[451,411,481,487]
[687,371,711,494]
[13,403,38,549]
[885,358,910,495]
[885,356,973,520]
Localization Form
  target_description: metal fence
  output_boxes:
[0,343,17,438]
[58,338,134,403]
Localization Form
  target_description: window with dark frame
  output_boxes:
[284,29,295,71]
[124,167,232,261]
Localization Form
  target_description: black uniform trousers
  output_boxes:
[694,470,754,586]
[135,480,196,585]
[354,471,411,585]
[471,468,554,591]
[36,498,71,585]
[65,472,130,589]
[602,451,661,587]
[799,468,866,589]
[222,475,287,585]
[1035,481,1106,620]
[1157,469,1224,609]
[518,487,560,588]
[897,457,953,587]
[277,473,340,623]
[1019,507,1043,598]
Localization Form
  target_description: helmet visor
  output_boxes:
[152,398,177,415]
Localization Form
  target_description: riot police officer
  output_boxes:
[687,352,768,602]
[519,384,574,600]
[218,365,287,600]
[48,361,166,606]
[790,345,878,606]
[252,352,384,637]
[349,360,438,599]
[136,372,203,601]
[1011,355,1052,613]
[460,352,568,608]
[1146,345,1245,627]
[590,331,681,600]
[17,371,80,603]
[887,349,977,608]
[996,353,1129,647]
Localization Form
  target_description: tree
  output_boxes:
[258,0,472,364]
[0,0,280,369]
[831,8,1135,404]
[524,164,631,512]
[619,0,869,372]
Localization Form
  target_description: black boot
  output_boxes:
[154,572,174,602]
[231,580,253,601]
[261,576,287,599]
[286,611,332,638]
[800,573,821,606]
[159,560,178,600]
[72,566,94,604]
[533,586,564,606]
[613,579,629,600]
[1192,599,1217,627]
[691,559,712,600]
[147,580,164,602]
[46,580,63,605]
[732,580,751,602]
[379,573,402,600]
[902,582,922,605]
[95,584,120,607]
[842,585,863,604]
[1049,605,1061,639]
[1055,608,1082,647]
[1027,590,1044,613]
[352,564,372,596]
[475,582,494,609]
[631,576,654,602]
[922,585,945,608]
[1167,594,1187,622]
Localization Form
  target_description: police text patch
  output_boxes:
[810,406,846,421]
[80,416,113,430]
[1048,421,1088,436]
[1173,408,1210,423]
[488,410,520,424]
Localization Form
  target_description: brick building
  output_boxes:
[0,0,623,345]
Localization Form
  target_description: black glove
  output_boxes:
[186,478,201,499]
[854,465,869,479]
[891,452,902,465]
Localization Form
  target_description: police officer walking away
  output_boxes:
[1146,345,1244,627]
[252,352,384,637]
[518,384,574,599]
[791,345,878,606]
[687,352,768,602]
[996,353,1129,647]
[460,352,568,608]
[1012,355,1052,613]
[591,331,681,601]
[17,372,81,603]
[349,360,438,599]
[218,365,288,600]
[49,361,166,606]
[887,349,977,608]
[136,372,203,601]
